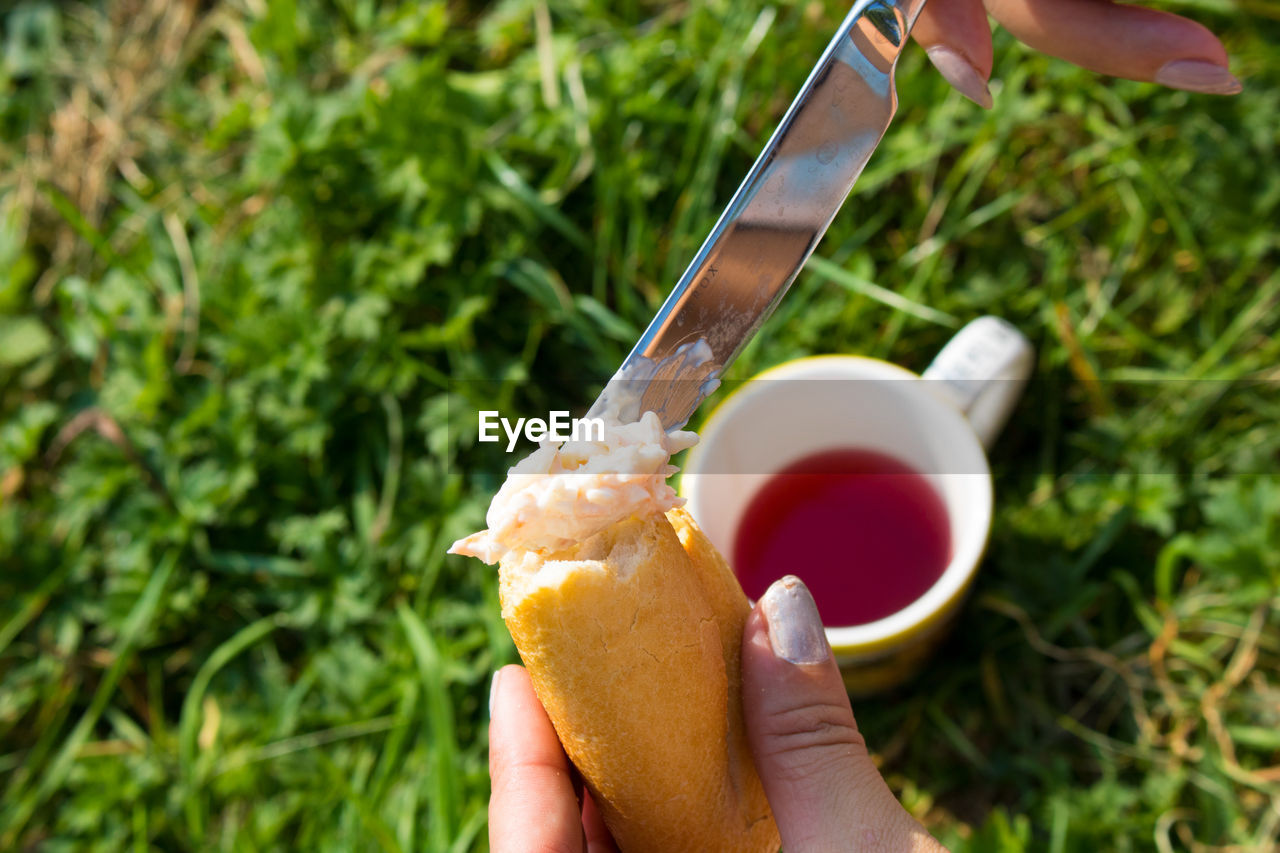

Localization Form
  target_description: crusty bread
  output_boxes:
[499,506,779,853]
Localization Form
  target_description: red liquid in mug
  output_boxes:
[733,449,951,627]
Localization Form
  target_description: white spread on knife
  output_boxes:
[449,411,697,564]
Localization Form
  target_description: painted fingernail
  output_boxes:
[926,46,994,109]
[1154,60,1242,95]
[760,576,830,665]
[488,668,503,717]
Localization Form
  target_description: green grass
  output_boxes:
[1,0,1278,849]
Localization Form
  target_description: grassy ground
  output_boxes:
[1,0,1278,849]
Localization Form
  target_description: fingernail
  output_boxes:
[926,46,994,109]
[488,668,503,717]
[1154,60,1242,95]
[760,576,829,665]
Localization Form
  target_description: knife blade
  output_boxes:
[588,0,926,430]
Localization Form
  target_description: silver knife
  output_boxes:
[589,0,926,430]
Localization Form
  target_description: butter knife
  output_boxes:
[589,0,927,430]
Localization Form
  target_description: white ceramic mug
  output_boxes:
[681,316,1034,694]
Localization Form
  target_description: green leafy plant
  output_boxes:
[1,0,1277,849]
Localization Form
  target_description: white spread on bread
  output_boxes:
[449,411,697,564]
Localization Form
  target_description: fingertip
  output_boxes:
[984,0,1235,85]
[742,589,804,679]
[488,664,584,853]
[1154,58,1242,95]
[912,0,996,108]
[497,662,528,683]
[488,664,526,720]
[488,666,507,718]
[926,46,996,108]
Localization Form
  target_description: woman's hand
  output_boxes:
[741,576,947,851]
[913,0,1241,106]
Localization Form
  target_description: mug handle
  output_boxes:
[921,316,1035,451]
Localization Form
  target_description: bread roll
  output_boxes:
[498,505,779,853]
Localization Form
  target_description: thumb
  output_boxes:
[741,576,946,852]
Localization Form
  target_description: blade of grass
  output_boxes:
[396,756,422,853]
[214,715,400,775]
[0,563,72,657]
[368,681,419,805]
[370,392,404,544]
[397,602,458,851]
[484,151,590,251]
[806,255,959,328]
[315,749,404,853]
[448,803,489,853]
[0,672,78,802]
[925,703,987,768]
[179,612,287,842]
[662,6,776,287]
[0,551,176,849]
